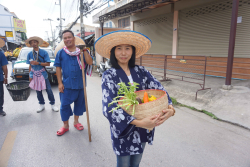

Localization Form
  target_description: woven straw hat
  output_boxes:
[54,36,85,56]
[94,30,152,58]
[26,40,49,47]
[0,39,5,48]
[25,36,43,47]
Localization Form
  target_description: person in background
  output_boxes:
[26,36,59,113]
[10,45,22,78]
[13,45,21,58]
[0,49,8,116]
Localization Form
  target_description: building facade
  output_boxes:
[93,0,250,79]
[65,23,95,36]
[0,4,27,45]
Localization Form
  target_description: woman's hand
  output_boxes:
[137,114,161,129]
[155,105,175,126]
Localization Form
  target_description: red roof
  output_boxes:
[76,32,94,37]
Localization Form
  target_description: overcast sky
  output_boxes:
[0,0,106,41]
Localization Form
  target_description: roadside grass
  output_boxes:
[170,97,219,120]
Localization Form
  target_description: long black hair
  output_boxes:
[110,45,136,69]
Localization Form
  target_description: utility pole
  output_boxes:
[80,0,85,40]
[79,0,94,40]
[45,31,50,44]
[55,0,63,39]
[43,18,54,48]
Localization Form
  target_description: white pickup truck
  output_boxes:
[13,46,58,84]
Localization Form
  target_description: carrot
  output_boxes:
[143,92,149,103]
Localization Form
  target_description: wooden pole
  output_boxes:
[80,47,92,142]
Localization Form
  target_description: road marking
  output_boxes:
[0,131,18,167]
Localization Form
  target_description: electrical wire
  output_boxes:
[65,0,77,22]
[53,0,109,40]
[67,0,109,30]
[46,0,54,18]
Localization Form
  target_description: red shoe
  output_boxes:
[57,127,69,136]
[74,123,84,131]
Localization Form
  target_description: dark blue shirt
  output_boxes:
[26,49,51,79]
[0,51,8,81]
[54,49,89,90]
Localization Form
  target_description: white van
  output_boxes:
[13,46,57,84]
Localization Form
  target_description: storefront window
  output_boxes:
[118,17,130,28]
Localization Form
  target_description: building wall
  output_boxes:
[134,13,173,55]
[131,5,172,22]
[0,4,15,42]
[174,0,219,10]
[66,23,95,36]
[94,0,250,79]
[177,0,250,58]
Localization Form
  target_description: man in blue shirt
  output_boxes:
[54,30,93,136]
[0,50,8,116]
[26,36,59,113]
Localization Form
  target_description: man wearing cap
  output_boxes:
[0,42,8,116]
[26,36,58,113]
[54,30,93,136]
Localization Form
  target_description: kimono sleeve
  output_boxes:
[101,71,136,138]
[141,66,172,105]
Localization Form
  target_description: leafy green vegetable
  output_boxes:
[108,82,139,115]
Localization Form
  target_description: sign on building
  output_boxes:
[13,18,27,33]
[5,31,13,37]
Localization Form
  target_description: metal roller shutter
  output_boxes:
[134,13,173,55]
[178,0,250,58]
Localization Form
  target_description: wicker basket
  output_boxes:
[119,89,168,130]
[6,81,31,101]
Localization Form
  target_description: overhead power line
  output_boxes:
[67,0,109,31]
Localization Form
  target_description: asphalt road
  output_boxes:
[0,63,250,167]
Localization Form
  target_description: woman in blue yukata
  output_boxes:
[95,30,176,167]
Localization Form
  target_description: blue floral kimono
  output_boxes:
[102,65,172,156]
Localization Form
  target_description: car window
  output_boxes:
[19,48,55,60]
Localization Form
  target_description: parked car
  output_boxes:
[13,47,58,84]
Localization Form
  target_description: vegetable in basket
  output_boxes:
[143,92,149,103]
[108,82,140,115]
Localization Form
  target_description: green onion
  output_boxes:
[108,82,139,115]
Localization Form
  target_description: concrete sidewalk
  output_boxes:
[159,76,250,130]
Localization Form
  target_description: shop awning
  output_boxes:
[99,0,179,23]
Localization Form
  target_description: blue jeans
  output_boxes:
[36,78,55,105]
[116,142,146,167]
[0,81,3,111]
